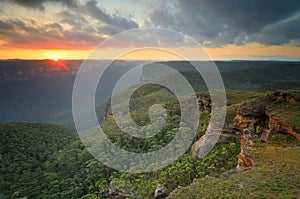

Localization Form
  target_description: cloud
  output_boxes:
[178,0,300,33]
[3,0,80,10]
[95,27,189,48]
[0,19,182,50]
[57,11,96,33]
[0,0,142,50]
[253,15,300,46]
[83,0,138,31]
[0,18,103,49]
[2,0,300,50]
[146,0,300,47]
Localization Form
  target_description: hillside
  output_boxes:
[0,123,78,198]
[101,88,300,198]
[0,60,142,129]
[170,132,300,199]
[142,61,300,91]
[0,60,300,198]
[0,89,299,198]
[0,60,300,130]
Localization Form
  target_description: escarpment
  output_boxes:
[105,91,300,140]
[192,91,300,162]
[103,90,300,163]
[232,92,300,141]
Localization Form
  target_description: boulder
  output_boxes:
[154,184,168,199]
[260,130,270,143]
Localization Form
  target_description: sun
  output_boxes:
[51,55,59,62]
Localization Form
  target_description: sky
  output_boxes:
[0,0,300,60]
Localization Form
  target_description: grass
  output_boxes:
[170,133,300,199]
[268,102,300,125]
[267,91,300,125]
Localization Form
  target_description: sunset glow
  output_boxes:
[51,55,60,62]
[0,1,299,60]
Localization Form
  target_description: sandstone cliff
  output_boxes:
[232,91,300,141]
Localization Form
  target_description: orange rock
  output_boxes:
[268,115,300,141]
[238,153,254,168]
[237,129,255,171]
[260,130,270,143]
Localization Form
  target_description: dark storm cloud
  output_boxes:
[3,0,80,10]
[147,0,300,46]
[2,0,300,49]
[178,0,300,32]
[253,16,300,46]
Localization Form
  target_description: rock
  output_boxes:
[154,184,168,199]
[169,188,178,196]
[237,129,255,171]
[273,91,297,104]
[238,153,254,168]
[191,134,215,160]
[197,94,211,112]
[98,181,138,199]
[237,182,248,189]
[191,135,205,160]
[260,130,270,143]
[267,115,300,141]
[233,105,267,133]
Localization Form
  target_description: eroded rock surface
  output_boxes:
[154,184,168,199]
[267,115,300,141]
[233,105,267,133]
[237,129,255,171]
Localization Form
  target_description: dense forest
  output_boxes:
[0,61,300,198]
[1,88,300,198]
[1,60,300,130]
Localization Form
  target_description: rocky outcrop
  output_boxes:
[98,182,138,199]
[273,91,297,104]
[191,135,207,160]
[233,103,300,141]
[260,129,271,143]
[267,115,300,141]
[233,105,267,133]
[197,94,211,112]
[237,129,255,171]
[154,184,168,199]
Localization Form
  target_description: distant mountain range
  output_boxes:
[0,60,299,129]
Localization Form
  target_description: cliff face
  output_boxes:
[232,105,300,141]
[232,91,300,141]
[191,91,300,164]
[267,115,300,140]
[233,105,267,133]
[197,95,211,112]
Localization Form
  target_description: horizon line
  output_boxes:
[1,58,300,62]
